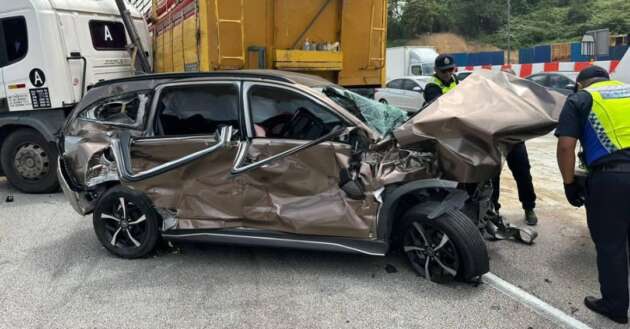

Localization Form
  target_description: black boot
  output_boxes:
[524,209,538,226]
[584,296,628,324]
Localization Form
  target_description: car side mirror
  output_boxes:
[413,86,423,93]
[565,83,576,92]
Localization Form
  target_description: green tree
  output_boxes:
[400,0,441,37]
[567,5,590,23]
[387,0,404,40]
[450,0,507,37]
[387,0,629,49]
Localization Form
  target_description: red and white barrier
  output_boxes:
[458,60,621,78]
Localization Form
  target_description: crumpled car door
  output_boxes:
[121,130,242,229]
[111,82,246,230]
[229,82,379,238]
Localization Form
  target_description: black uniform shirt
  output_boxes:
[555,90,630,166]
[555,90,592,139]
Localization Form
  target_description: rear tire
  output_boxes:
[0,128,59,193]
[93,186,160,259]
[399,202,489,283]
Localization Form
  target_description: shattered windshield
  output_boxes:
[321,86,408,136]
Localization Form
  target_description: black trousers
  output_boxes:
[586,171,630,316]
[491,142,537,210]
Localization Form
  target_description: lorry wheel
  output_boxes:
[93,186,160,259]
[399,202,489,283]
[0,128,59,193]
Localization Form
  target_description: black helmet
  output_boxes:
[435,54,456,71]
[576,65,610,84]
[575,65,610,92]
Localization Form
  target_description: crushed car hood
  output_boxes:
[394,70,566,183]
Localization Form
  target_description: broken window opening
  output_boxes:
[79,92,150,127]
[323,87,407,136]
[248,85,348,140]
[156,84,240,137]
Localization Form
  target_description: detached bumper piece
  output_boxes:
[56,157,95,215]
[484,212,538,245]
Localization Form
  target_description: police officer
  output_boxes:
[556,65,630,324]
[492,66,538,226]
[491,142,538,225]
[424,54,459,104]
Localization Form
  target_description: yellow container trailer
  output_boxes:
[151,0,387,88]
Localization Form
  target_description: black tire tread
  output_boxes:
[93,185,160,259]
[0,128,59,193]
[444,207,489,279]
[400,202,489,281]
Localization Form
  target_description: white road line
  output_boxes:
[483,272,594,329]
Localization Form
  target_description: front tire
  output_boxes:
[0,128,59,193]
[93,186,160,259]
[400,202,489,283]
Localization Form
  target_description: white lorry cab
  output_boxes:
[0,0,150,193]
[385,46,439,81]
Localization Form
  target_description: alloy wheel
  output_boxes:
[403,222,460,283]
[99,197,149,249]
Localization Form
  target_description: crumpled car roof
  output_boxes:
[394,70,566,183]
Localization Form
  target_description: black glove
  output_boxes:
[564,182,585,207]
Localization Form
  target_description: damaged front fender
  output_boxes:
[376,179,463,240]
[393,70,566,183]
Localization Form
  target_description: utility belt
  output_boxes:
[590,162,630,173]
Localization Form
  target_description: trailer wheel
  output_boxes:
[0,128,59,193]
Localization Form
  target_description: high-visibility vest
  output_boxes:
[429,75,458,95]
[582,80,630,166]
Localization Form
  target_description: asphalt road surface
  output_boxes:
[0,134,624,329]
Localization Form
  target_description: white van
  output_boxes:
[0,0,150,193]
[385,46,439,81]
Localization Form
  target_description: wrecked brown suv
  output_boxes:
[57,70,563,283]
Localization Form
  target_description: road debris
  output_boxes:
[385,264,398,273]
